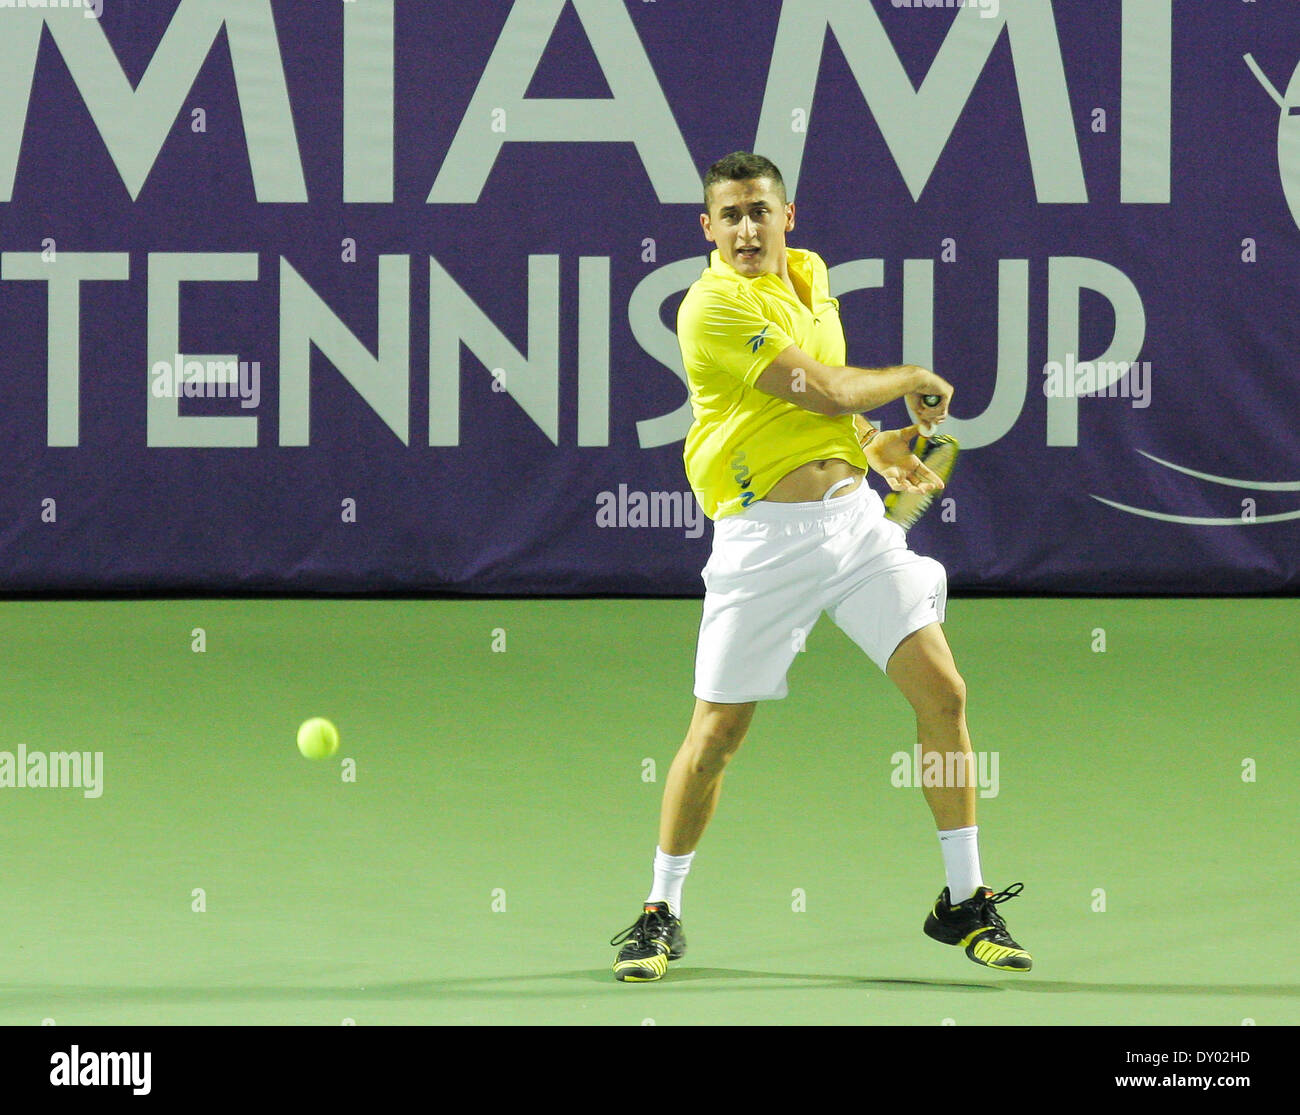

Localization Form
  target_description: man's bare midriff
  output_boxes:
[762,457,863,503]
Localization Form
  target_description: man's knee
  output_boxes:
[917,670,967,722]
[683,703,753,771]
[888,625,968,722]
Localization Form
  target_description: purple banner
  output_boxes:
[1,0,1297,594]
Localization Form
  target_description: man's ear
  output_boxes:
[700,212,715,242]
[785,202,796,231]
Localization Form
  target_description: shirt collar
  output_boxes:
[709,247,813,287]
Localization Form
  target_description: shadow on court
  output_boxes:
[635,969,995,993]
[0,971,988,1007]
[1,975,1295,1016]
[0,972,987,1005]
[990,980,1300,998]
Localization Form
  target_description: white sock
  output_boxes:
[937,825,983,905]
[646,846,695,917]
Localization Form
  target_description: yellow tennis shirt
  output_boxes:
[677,247,866,521]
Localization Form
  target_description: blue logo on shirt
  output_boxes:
[747,326,769,354]
[731,449,754,507]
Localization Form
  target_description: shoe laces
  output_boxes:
[609,905,671,948]
[966,882,1024,931]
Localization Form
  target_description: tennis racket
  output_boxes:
[883,429,959,529]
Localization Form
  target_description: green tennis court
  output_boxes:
[1,596,1294,1026]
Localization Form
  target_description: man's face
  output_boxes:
[700,177,796,278]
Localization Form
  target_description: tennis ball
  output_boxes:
[296,717,339,760]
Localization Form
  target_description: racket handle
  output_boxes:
[921,394,941,407]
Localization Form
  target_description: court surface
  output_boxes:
[0,595,1294,1026]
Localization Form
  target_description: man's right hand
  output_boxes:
[906,370,954,431]
[909,387,951,434]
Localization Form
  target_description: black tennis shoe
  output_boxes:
[610,901,686,982]
[924,882,1032,971]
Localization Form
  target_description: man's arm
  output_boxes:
[753,344,951,418]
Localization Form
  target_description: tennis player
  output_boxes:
[610,152,1030,981]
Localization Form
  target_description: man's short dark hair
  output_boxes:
[703,152,787,212]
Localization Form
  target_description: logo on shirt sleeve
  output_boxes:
[746,325,770,354]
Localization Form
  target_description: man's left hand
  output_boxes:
[862,425,945,493]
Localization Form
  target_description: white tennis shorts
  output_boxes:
[694,479,947,703]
